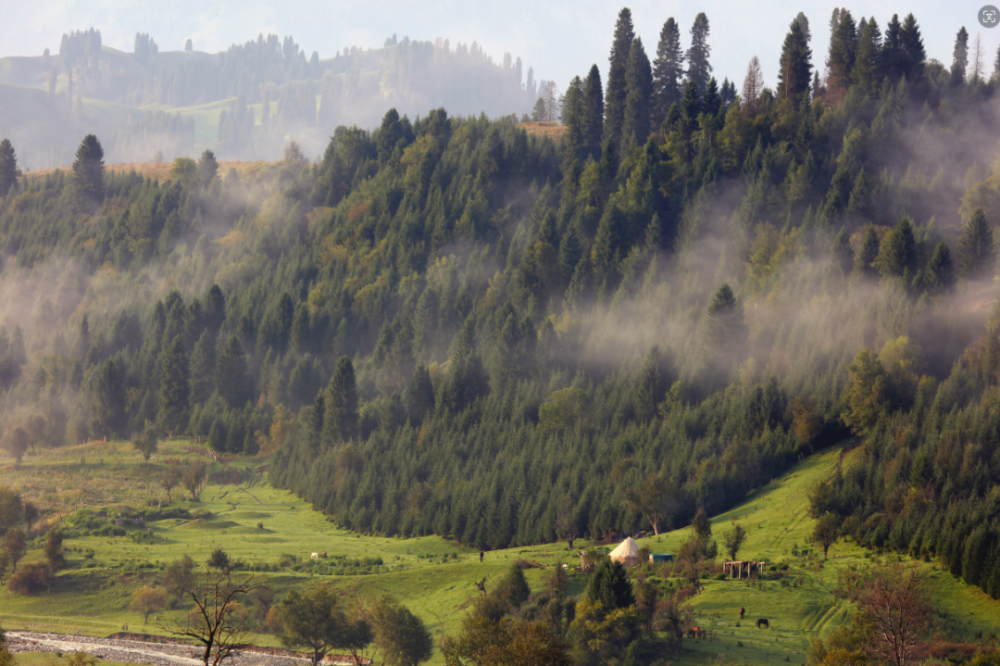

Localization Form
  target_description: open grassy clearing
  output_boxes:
[2,442,1000,665]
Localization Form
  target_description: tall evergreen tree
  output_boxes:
[622,38,653,148]
[157,335,190,435]
[883,14,904,81]
[561,76,585,163]
[190,330,216,403]
[827,9,858,92]
[216,336,251,407]
[874,217,918,278]
[325,356,359,443]
[604,8,636,147]
[778,17,812,105]
[635,346,671,421]
[952,26,970,86]
[581,65,605,161]
[854,226,881,277]
[853,18,882,94]
[957,209,994,279]
[0,139,17,198]
[686,13,713,95]
[900,14,926,84]
[72,134,105,207]
[652,18,685,129]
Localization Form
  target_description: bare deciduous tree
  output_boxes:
[838,562,930,666]
[170,567,255,666]
[972,32,985,82]
[543,81,560,122]
[742,56,764,116]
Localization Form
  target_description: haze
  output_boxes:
[4,0,1000,99]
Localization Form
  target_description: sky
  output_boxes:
[2,0,1000,96]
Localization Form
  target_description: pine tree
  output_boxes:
[957,209,994,279]
[853,18,882,94]
[72,134,105,207]
[686,13,713,95]
[778,17,812,105]
[561,76,584,163]
[157,335,190,435]
[0,139,17,198]
[216,336,251,407]
[635,346,671,421]
[403,363,435,425]
[831,228,854,275]
[827,9,858,92]
[874,217,918,278]
[190,330,216,403]
[581,65,605,160]
[586,559,635,610]
[919,242,956,293]
[325,356,359,442]
[604,8,635,147]
[681,79,701,131]
[883,14,904,81]
[622,38,653,148]
[900,14,926,84]
[652,18,685,129]
[952,27,969,86]
[198,150,219,187]
[854,226,880,276]
[702,78,721,116]
[707,283,744,346]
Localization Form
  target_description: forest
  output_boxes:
[2,4,1000,607]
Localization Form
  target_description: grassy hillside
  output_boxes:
[3,443,999,664]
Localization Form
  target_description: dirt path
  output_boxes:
[6,632,320,666]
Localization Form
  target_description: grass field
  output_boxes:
[2,441,999,665]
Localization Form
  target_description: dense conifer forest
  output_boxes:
[4,4,1000,604]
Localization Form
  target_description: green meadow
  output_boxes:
[2,441,999,665]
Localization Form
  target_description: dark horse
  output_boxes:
[757,618,769,629]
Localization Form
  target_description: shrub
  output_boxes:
[9,561,54,594]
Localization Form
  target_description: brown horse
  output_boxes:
[757,618,770,629]
[686,626,707,639]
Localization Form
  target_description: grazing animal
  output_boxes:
[686,627,707,639]
[311,552,319,559]
[757,618,769,629]
[740,607,745,619]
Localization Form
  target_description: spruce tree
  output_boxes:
[854,226,880,276]
[831,228,854,275]
[561,76,584,163]
[586,559,635,610]
[604,8,635,147]
[72,134,105,208]
[198,150,219,187]
[707,283,744,346]
[157,335,190,435]
[952,27,969,86]
[652,18,684,129]
[403,363,435,425]
[957,209,994,279]
[900,14,926,83]
[190,330,216,403]
[827,10,858,92]
[883,14,904,81]
[622,38,653,148]
[919,242,956,293]
[0,139,17,198]
[686,13,713,95]
[216,335,251,407]
[853,18,882,94]
[635,346,671,421]
[778,17,812,105]
[325,356,359,442]
[581,65,605,160]
[874,217,918,278]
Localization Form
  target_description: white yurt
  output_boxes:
[608,536,641,566]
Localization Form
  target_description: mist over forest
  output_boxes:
[5,5,1000,662]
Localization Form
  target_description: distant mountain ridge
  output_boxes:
[0,31,546,168]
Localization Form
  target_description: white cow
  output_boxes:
[311,552,319,559]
